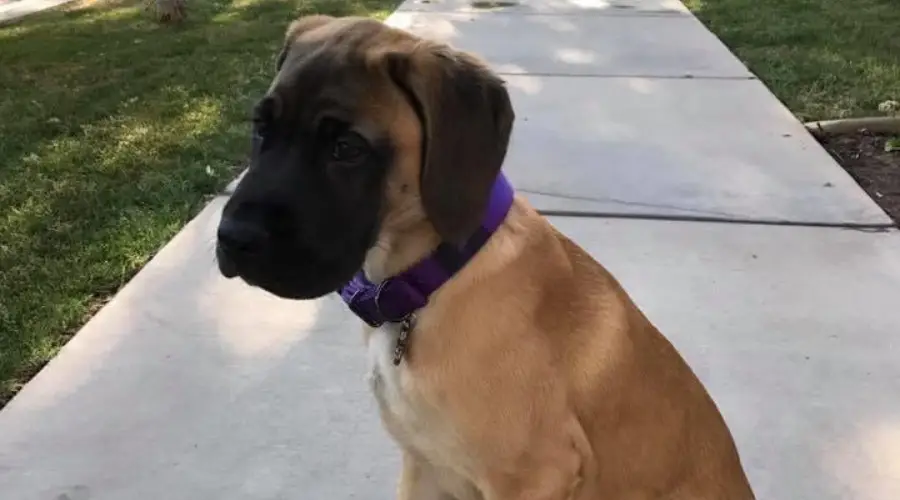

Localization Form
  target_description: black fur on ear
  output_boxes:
[275,44,289,72]
[386,45,515,244]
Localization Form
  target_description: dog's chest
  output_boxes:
[365,324,413,421]
[366,323,476,496]
[365,323,445,450]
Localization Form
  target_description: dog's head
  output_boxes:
[216,15,515,299]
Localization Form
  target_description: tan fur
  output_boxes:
[279,16,756,500]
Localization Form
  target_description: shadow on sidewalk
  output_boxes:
[0,0,397,406]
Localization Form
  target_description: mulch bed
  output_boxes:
[816,130,900,225]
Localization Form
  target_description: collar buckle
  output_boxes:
[374,278,421,325]
[345,287,382,329]
[345,277,424,329]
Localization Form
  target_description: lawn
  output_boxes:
[685,0,900,122]
[0,0,398,407]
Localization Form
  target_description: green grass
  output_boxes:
[0,0,398,407]
[685,0,900,121]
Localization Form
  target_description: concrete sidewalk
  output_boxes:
[2,1,899,499]
[0,0,73,23]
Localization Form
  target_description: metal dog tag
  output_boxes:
[393,314,416,366]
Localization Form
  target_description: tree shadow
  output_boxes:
[0,197,401,498]
[0,0,398,403]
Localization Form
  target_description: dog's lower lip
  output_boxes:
[215,246,239,279]
[219,262,239,279]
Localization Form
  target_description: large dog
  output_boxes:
[215,15,756,500]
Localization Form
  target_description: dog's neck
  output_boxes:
[339,174,515,328]
[363,221,441,285]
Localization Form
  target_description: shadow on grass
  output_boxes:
[685,0,900,121]
[0,0,399,406]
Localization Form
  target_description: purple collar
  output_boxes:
[338,173,515,328]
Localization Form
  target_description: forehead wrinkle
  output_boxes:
[272,18,423,135]
[307,66,375,131]
[273,52,367,128]
[349,84,400,143]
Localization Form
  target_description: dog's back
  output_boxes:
[549,223,755,499]
[387,197,756,499]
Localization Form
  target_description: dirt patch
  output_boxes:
[816,130,900,225]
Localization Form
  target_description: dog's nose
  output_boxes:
[217,217,269,255]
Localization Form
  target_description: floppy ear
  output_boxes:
[275,15,336,71]
[386,45,515,243]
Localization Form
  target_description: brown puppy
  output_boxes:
[215,15,756,500]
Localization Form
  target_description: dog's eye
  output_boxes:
[251,95,279,141]
[252,118,269,139]
[331,133,368,164]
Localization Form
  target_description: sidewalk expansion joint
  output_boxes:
[496,72,757,81]
[537,210,898,232]
[394,10,688,18]
[219,184,894,232]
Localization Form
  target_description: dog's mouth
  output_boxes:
[216,245,240,279]
[215,240,363,300]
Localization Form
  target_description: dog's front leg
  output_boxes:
[397,451,456,500]
[479,445,586,500]
[481,471,582,500]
